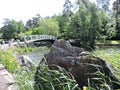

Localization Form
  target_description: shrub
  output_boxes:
[0,49,19,72]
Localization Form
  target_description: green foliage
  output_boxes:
[26,14,41,29]
[0,49,19,72]
[52,15,70,39]
[7,46,38,54]
[63,0,73,20]
[1,19,25,40]
[32,18,59,36]
[67,4,101,49]
[105,16,116,39]
[35,64,80,90]
[87,47,120,89]
[113,0,120,39]
[24,30,33,35]
[99,11,116,39]
[90,47,120,79]
[18,32,26,41]
[96,0,110,12]
[15,68,36,90]
[15,63,79,90]
[18,21,26,32]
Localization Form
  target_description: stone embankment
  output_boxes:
[0,41,26,50]
[0,64,18,90]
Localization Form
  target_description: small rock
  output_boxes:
[18,55,35,70]
[0,64,5,70]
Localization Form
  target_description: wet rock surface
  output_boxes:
[35,39,120,89]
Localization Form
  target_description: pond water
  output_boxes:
[26,47,50,65]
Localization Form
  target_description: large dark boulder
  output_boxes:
[35,39,120,89]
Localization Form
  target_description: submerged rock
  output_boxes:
[35,39,120,89]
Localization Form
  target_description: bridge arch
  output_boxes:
[24,34,57,43]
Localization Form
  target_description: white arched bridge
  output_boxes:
[24,34,57,43]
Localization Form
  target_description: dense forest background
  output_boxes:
[0,0,120,49]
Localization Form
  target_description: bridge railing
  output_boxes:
[24,35,57,42]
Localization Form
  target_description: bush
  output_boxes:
[18,33,26,41]
[0,49,19,72]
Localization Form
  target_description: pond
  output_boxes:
[26,47,50,65]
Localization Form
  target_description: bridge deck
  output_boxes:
[24,35,57,42]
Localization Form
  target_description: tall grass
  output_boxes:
[34,64,80,90]
[0,49,19,72]
[90,47,120,79]
[14,67,36,90]
[79,47,120,89]
[14,64,80,90]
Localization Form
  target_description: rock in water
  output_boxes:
[35,39,120,89]
[18,55,35,70]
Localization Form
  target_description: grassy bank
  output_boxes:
[7,46,39,54]
[90,47,120,79]
[0,46,39,90]
[0,49,19,72]
[96,40,120,44]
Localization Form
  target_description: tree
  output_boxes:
[113,0,120,39]
[88,4,102,48]
[67,4,101,49]
[96,0,110,12]
[18,20,25,32]
[97,10,116,39]
[52,15,70,38]
[26,14,41,29]
[74,0,91,10]
[26,19,33,29]
[1,19,25,40]
[32,17,59,36]
[63,0,73,21]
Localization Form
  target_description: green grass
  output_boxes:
[85,47,120,89]
[7,46,38,54]
[97,40,120,44]
[34,64,80,90]
[0,49,19,72]
[90,47,120,80]
[14,67,36,90]
[14,64,80,90]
